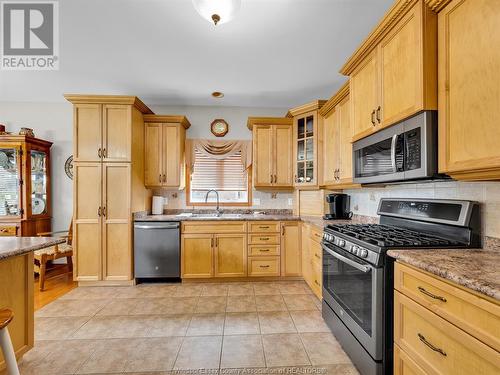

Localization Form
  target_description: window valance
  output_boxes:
[186,139,252,170]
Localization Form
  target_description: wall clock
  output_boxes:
[211,119,229,137]
[64,155,73,180]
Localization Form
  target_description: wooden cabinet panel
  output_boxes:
[182,221,247,234]
[394,291,500,375]
[310,258,322,299]
[215,234,247,277]
[74,222,101,281]
[102,164,131,281]
[394,344,427,375]
[248,222,280,233]
[248,233,280,245]
[322,109,339,186]
[181,234,214,278]
[301,224,311,284]
[395,262,500,352]
[309,225,323,244]
[248,256,280,277]
[438,0,500,179]
[350,51,379,139]
[102,105,131,162]
[73,104,101,162]
[281,222,301,277]
[163,124,181,187]
[274,125,293,186]
[379,5,422,127]
[253,125,273,187]
[0,225,17,236]
[248,245,280,257]
[144,123,162,187]
[338,96,354,183]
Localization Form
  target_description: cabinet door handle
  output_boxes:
[314,279,320,286]
[98,148,102,158]
[102,206,106,217]
[270,174,273,184]
[418,287,447,302]
[159,174,162,183]
[98,207,102,217]
[314,254,320,259]
[376,106,381,124]
[259,265,270,268]
[418,333,447,357]
[163,174,166,183]
[211,238,214,248]
[102,148,107,158]
[371,110,376,125]
[282,226,285,236]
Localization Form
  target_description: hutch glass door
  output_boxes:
[30,150,48,216]
[0,147,21,217]
[296,115,315,183]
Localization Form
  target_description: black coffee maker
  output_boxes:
[324,193,353,220]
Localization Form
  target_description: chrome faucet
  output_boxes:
[205,190,222,216]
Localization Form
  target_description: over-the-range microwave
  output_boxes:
[352,111,441,184]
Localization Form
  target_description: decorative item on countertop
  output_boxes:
[210,119,229,137]
[152,196,165,215]
[64,155,73,180]
[0,124,5,134]
[19,127,34,137]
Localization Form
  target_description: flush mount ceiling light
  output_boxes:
[212,91,224,98]
[192,0,241,26]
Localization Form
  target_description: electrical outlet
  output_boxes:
[253,198,261,206]
[369,192,376,201]
[163,197,168,205]
[288,198,293,206]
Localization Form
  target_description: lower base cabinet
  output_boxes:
[214,234,247,277]
[248,256,280,277]
[181,234,214,278]
[301,223,322,299]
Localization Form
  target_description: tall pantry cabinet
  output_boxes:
[65,95,153,284]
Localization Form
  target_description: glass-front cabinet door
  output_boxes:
[295,112,317,186]
[0,146,22,218]
[29,149,49,216]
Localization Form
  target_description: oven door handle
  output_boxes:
[391,134,398,173]
[322,245,372,273]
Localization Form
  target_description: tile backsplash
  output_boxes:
[344,181,500,238]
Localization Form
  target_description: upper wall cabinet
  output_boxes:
[288,101,326,189]
[341,0,438,142]
[143,115,191,189]
[65,95,153,163]
[320,83,360,189]
[433,0,500,180]
[247,117,294,189]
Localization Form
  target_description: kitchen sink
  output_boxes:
[178,213,243,219]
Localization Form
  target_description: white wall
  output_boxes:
[345,181,500,238]
[0,102,73,232]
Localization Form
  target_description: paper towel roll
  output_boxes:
[152,196,164,215]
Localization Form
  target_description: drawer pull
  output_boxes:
[418,333,447,357]
[259,237,270,241]
[259,226,270,229]
[259,249,270,252]
[0,228,8,233]
[259,265,270,268]
[314,254,320,259]
[314,279,320,285]
[418,286,447,302]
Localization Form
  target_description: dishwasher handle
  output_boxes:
[134,223,179,230]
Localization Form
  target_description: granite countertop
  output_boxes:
[388,248,500,301]
[300,215,378,228]
[135,214,301,222]
[0,237,66,261]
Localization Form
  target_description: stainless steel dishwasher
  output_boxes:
[134,221,180,280]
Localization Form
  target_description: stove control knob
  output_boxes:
[351,245,359,255]
[337,239,346,247]
[360,249,368,258]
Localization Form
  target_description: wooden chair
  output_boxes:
[35,221,73,291]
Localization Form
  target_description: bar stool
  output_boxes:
[0,309,20,375]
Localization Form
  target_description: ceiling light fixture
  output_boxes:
[192,0,241,26]
[212,91,224,98]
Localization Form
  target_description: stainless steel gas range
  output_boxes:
[321,198,481,375]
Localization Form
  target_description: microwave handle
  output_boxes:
[322,244,372,273]
[391,134,399,173]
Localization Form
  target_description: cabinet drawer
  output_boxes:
[395,262,500,351]
[394,291,500,375]
[310,259,322,298]
[310,225,323,244]
[182,221,247,234]
[248,222,280,233]
[248,234,280,245]
[0,225,17,236]
[394,344,427,375]
[248,245,280,256]
[248,256,280,277]
[309,240,322,263]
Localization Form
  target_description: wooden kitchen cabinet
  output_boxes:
[288,101,326,189]
[341,0,437,142]
[143,115,190,189]
[214,234,247,277]
[301,222,322,299]
[435,0,500,180]
[320,82,359,188]
[281,221,301,277]
[247,117,294,189]
[181,234,214,278]
[66,95,152,284]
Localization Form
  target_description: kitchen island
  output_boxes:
[0,237,65,370]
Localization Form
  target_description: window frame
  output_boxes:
[186,157,253,207]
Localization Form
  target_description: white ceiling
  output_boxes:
[0,0,393,108]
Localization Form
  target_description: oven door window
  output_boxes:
[323,247,374,336]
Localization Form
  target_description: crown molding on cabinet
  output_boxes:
[246,117,293,130]
[286,100,327,118]
[425,0,453,12]
[340,0,425,75]
[143,115,191,129]
[319,81,349,117]
[63,94,154,114]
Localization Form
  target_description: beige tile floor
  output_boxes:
[9,281,359,375]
